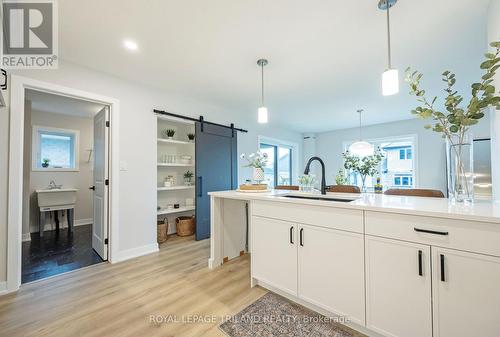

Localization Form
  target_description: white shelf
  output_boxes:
[157,138,194,145]
[157,185,195,191]
[157,206,195,215]
[157,163,194,167]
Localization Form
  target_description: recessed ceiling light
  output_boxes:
[123,39,138,51]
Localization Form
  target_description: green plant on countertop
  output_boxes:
[405,41,500,199]
[405,41,500,142]
[342,148,384,192]
[41,158,50,168]
[335,169,349,186]
[240,151,268,169]
[187,133,195,141]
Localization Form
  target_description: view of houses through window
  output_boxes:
[344,136,416,192]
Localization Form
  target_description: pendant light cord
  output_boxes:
[358,109,363,141]
[261,63,265,106]
[386,0,392,69]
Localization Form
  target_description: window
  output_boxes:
[33,126,79,171]
[344,135,417,192]
[259,138,295,188]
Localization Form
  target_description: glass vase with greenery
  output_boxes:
[342,148,384,193]
[405,41,500,202]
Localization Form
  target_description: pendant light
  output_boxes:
[379,0,399,96]
[349,109,374,157]
[257,59,269,123]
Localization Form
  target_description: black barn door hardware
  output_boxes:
[154,109,248,133]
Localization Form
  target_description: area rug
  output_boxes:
[219,292,366,337]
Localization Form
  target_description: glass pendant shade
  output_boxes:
[349,141,374,157]
[382,68,399,96]
[258,106,268,124]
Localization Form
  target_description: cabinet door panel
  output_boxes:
[298,225,365,325]
[365,236,432,337]
[432,247,500,337]
[252,216,297,295]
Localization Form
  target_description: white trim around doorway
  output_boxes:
[6,75,121,293]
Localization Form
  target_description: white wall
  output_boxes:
[23,109,95,236]
[489,0,500,200]
[0,61,302,283]
[311,115,491,194]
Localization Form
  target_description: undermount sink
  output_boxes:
[36,188,78,208]
[282,193,359,203]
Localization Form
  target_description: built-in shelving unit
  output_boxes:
[156,116,196,237]
[157,186,195,191]
[157,163,195,167]
[157,206,196,216]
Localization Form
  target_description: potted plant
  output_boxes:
[41,158,50,168]
[163,129,175,139]
[187,133,195,142]
[298,174,316,192]
[240,152,268,184]
[405,41,500,202]
[335,169,348,186]
[342,148,384,193]
[183,170,194,186]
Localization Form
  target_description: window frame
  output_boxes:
[342,134,419,190]
[32,125,80,172]
[258,136,298,187]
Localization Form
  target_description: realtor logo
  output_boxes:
[1,0,58,69]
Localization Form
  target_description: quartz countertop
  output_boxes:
[208,190,500,224]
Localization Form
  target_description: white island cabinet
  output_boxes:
[208,190,500,337]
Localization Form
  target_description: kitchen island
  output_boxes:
[208,189,500,337]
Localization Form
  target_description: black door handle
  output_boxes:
[418,250,423,276]
[440,254,446,282]
[197,176,202,197]
[414,228,449,236]
[89,186,95,190]
[299,228,304,246]
[289,226,294,244]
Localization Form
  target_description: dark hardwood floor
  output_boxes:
[22,224,104,284]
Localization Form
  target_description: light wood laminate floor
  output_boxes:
[0,235,267,337]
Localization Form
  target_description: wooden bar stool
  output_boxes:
[326,185,361,193]
[384,189,445,198]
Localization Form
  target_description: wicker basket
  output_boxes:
[157,219,168,243]
[176,216,195,236]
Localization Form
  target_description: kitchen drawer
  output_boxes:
[252,200,363,233]
[365,211,500,257]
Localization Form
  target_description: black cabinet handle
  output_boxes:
[440,254,446,282]
[289,226,294,244]
[89,186,95,190]
[414,228,449,236]
[299,228,304,247]
[418,250,423,276]
[197,177,202,197]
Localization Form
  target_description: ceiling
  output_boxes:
[26,89,105,118]
[58,0,492,132]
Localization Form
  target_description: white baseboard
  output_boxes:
[0,281,7,296]
[28,218,93,234]
[75,218,93,226]
[111,243,159,263]
[22,233,31,242]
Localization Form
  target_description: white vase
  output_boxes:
[253,167,265,183]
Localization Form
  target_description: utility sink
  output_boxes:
[282,193,359,203]
[36,188,78,208]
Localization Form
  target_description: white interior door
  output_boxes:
[92,107,109,260]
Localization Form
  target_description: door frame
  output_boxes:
[6,75,120,293]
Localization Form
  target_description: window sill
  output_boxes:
[32,168,80,172]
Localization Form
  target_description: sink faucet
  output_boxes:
[49,180,57,189]
[304,156,326,195]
